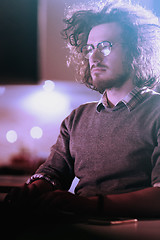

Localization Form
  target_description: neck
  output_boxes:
[106,78,135,107]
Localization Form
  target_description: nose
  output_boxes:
[89,48,104,64]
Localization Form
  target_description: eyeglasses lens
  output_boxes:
[98,42,111,56]
[82,45,94,59]
[82,41,112,59]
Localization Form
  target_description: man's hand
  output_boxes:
[5,183,40,207]
[5,179,53,208]
[5,183,98,217]
[34,190,98,216]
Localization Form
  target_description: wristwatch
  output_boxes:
[26,173,56,189]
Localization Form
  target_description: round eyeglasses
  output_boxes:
[81,41,113,59]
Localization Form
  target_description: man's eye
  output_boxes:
[101,47,111,56]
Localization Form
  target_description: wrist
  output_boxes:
[26,173,58,192]
[29,179,55,194]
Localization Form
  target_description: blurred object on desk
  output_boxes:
[0,147,45,176]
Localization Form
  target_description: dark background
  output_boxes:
[0,0,38,84]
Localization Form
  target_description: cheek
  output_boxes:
[107,51,127,73]
[107,57,124,74]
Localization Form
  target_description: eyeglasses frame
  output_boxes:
[81,40,113,59]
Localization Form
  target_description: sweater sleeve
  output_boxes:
[151,128,160,187]
[35,112,75,191]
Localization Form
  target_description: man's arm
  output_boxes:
[24,184,160,218]
[5,180,160,218]
[48,186,160,217]
[89,187,160,218]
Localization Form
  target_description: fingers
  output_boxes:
[30,190,75,215]
[5,184,29,205]
[5,188,94,218]
[5,183,40,208]
[33,190,89,215]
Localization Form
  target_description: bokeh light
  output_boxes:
[6,130,18,143]
[30,126,43,139]
[43,80,55,92]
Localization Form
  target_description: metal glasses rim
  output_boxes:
[81,40,113,53]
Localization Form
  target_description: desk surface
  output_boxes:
[77,219,160,240]
[5,219,159,240]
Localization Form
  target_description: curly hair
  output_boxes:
[61,0,160,91]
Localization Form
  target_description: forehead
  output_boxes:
[87,22,122,44]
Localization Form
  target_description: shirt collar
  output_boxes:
[97,86,148,112]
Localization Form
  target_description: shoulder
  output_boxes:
[69,101,98,120]
[61,101,98,128]
[139,89,160,122]
[145,89,160,107]
[75,101,98,113]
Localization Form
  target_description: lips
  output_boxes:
[91,67,107,73]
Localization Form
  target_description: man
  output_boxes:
[6,0,160,218]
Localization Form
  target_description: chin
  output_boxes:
[92,73,130,92]
[92,78,115,93]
